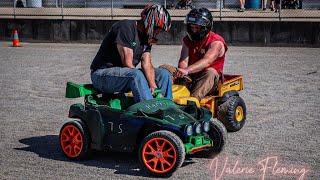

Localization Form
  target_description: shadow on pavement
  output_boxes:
[15,135,197,178]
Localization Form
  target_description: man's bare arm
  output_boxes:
[178,42,189,69]
[176,41,225,77]
[116,44,135,68]
[188,41,224,73]
[141,52,157,89]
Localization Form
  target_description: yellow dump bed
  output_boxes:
[218,75,244,97]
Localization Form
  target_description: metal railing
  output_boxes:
[0,0,319,21]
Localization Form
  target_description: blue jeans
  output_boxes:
[91,67,172,103]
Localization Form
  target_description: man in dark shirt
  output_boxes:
[90,4,172,103]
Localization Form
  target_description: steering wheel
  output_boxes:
[153,89,163,98]
[183,75,192,83]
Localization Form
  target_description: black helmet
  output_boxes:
[184,8,213,41]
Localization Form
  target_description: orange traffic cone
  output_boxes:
[12,30,21,47]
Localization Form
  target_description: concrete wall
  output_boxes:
[1,0,319,9]
[0,19,319,47]
[0,0,249,8]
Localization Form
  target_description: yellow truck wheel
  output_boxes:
[217,96,246,132]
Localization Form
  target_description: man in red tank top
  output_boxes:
[175,8,228,100]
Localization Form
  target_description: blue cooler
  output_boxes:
[27,0,42,7]
[245,0,260,9]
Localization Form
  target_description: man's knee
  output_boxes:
[157,68,171,78]
[190,68,219,100]
[130,69,145,79]
[203,68,219,78]
[155,68,172,84]
[159,64,176,75]
[158,64,177,83]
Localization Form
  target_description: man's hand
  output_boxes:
[150,87,163,98]
[175,67,190,78]
[149,86,157,94]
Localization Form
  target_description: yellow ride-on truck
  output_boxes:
[172,74,246,132]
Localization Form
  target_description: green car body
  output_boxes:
[60,82,227,176]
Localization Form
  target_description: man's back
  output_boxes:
[90,20,148,72]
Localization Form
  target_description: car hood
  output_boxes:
[127,98,199,126]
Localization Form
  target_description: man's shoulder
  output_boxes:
[209,31,225,42]
[113,19,136,29]
[182,35,191,45]
[208,32,228,52]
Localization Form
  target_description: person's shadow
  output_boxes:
[15,135,196,177]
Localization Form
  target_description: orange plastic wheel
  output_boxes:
[60,124,83,158]
[142,137,177,174]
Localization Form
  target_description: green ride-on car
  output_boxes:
[59,82,227,176]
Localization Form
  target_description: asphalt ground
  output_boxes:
[0,42,319,180]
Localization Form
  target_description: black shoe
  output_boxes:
[237,8,244,12]
[263,8,266,10]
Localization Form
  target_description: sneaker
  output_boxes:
[237,8,244,12]
[263,8,266,10]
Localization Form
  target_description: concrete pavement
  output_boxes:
[0,42,319,179]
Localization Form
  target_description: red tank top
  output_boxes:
[183,31,228,74]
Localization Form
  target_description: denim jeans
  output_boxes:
[91,67,172,103]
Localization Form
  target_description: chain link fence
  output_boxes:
[0,0,319,20]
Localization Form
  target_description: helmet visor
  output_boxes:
[184,14,208,26]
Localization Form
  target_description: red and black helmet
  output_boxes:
[185,8,213,41]
[141,4,171,44]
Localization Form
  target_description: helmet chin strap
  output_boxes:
[148,35,158,45]
[137,20,154,44]
[188,32,209,43]
[187,33,194,41]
